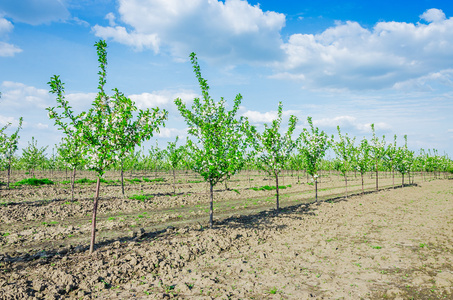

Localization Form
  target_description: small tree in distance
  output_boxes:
[299,116,330,203]
[174,52,248,228]
[246,102,298,212]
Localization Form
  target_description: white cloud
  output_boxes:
[92,25,160,52]
[129,90,198,110]
[0,17,13,36]
[313,115,391,132]
[105,12,116,26]
[420,8,446,23]
[0,0,70,25]
[36,123,49,129]
[93,0,285,63]
[276,8,453,90]
[0,41,22,57]
[0,115,15,126]
[241,109,300,123]
[156,127,188,138]
[0,17,22,57]
[0,81,51,109]
[393,69,453,91]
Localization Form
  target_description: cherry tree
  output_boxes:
[48,40,167,254]
[247,102,298,212]
[298,117,330,203]
[174,53,248,228]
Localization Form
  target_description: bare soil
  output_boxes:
[0,171,451,299]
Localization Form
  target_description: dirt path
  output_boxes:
[0,179,452,299]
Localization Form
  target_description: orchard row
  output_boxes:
[1,40,452,254]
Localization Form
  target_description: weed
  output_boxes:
[268,287,278,294]
[13,178,54,187]
[143,177,165,183]
[129,194,154,201]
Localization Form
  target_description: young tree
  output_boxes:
[164,136,186,194]
[356,137,371,194]
[56,136,86,201]
[394,135,414,187]
[247,102,298,212]
[331,126,356,198]
[369,124,386,191]
[22,137,48,177]
[48,40,167,254]
[384,135,398,189]
[0,117,23,188]
[299,117,330,203]
[174,52,248,228]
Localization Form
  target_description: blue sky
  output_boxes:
[1,0,452,157]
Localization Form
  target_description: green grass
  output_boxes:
[125,178,143,183]
[188,180,203,183]
[13,178,54,187]
[129,194,154,201]
[250,184,291,191]
[142,177,165,183]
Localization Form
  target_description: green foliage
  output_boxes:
[142,177,165,183]
[47,40,168,177]
[129,194,154,201]
[299,116,330,179]
[21,137,48,174]
[247,102,298,178]
[174,53,248,187]
[332,126,356,176]
[13,178,54,187]
[250,184,291,191]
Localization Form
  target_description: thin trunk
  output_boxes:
[71,168,76,202]
[402,173,404,188]
[7,156,12,189]
[172,168,176,195]
[375,163,379,191]
[392,169,395,189]
[89,177,101,255]
[275,172,280,212]
[121,161,125,196]
[315,179,318,204]
[209,182,214,229]
[361,172,364,194]
[344,173,348,199]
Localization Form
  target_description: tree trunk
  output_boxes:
[173,168,176,195]
[344,173,348,199]
[121,161,125,197]
[275,172,280,212]
[375,164,379,191]
[402,173,404,188]
[392,169,395,189]
[90,177,101,255]
[315,178,318,204]
[7,156,12,189]
[209,181,214,229]
[361,172,364,194]
[71,168,76,202]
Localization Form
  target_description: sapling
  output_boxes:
[246,102,298,212]
[394,135,414,188]
[174,52,248,228]
[331,126,355,198]
[298,117,330,203]
[356,137,371,194]
[164,136,185,194]
[0,117,23,189]
[369,124,386,191]
[22,137,48,177]
[48,40,167,254]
